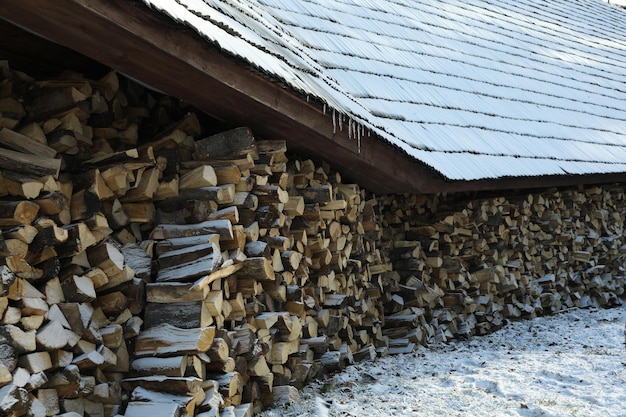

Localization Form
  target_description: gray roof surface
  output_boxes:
[143,0,626,181]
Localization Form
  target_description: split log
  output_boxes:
[134,324,216,357]
[155,252,222,283]
[150,220,233,241]
[0,201,39,227]
[194,127,255,159]
[0,148,61,178]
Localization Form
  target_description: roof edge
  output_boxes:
[2,0,626,194]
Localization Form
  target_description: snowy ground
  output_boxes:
[260,303,626,417]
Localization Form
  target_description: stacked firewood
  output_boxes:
[1,60,625,417]
[132,128,396,414]
[376,187,626,344]
[0,61,387,416]
[0,62,160,416]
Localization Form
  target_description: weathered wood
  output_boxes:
[208,205,239,223]
[56,222,97,258]
[179,165,217,189]
[146,282,209,303]
[72,169,114,201]
[83,148,139,169]
[154,233,221,256]
[0,324,36,354]
[0,96,25,129]
[129,356,187,377]
[244,240,270,259]
[26,85,88,120]
[129,386,200,416]
[150,219,233,240]
[232,257,275,281]
[144,301,213,329]
[120,167,160,202]
[212,163,241,185]
[156,185,234,209]
[121,201,155,223]
[60,275,96,302]
[122,401,182,417]
[157,242,218,270]
[194,127,255,159]
[233,192,258,211]
[33,191,70,219]
[122,375,204,397]
[134,324,216,357]
[190,262,243,292]
[1,171,44,199]
[252,185,289,204]
[156,252,222,283]
[121,242,152,279]
[0,148,61,178]
[0,200,39,227]
[86,241,124,276]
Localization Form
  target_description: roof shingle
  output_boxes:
[144,0,626,181]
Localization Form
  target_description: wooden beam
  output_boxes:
[0,0,437,193]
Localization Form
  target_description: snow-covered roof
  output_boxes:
[143,0,626,181]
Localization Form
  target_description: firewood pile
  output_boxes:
[0,60,624,416]
[376,188,625,344]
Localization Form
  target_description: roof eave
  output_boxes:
[2,0,626,194]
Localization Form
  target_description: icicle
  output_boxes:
[339,114,343,131]
[348,118,353,140]
[332,109,337,134]
[323,103,327,115]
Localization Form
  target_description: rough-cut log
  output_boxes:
[179,165,217,189]
[86,241,124,276]
[120,167,160,202]
[155,252,222,283]
[190,262,243,292]
[194,127,255,159]
[157,242,218,270]
[146,282,209,303]
[122,376,204,400]
[134,324,216,357]
[122,401,182,417]
[0,201,39,227]
[232,257,275,281]
[56,222,96,258]
[0,148,61,178]
[150,220,233,240]
[144,301,213,329]
[2,171,44,199]
[154,233,220,256]
[129,356,188,377]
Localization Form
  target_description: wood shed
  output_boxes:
[1,1,626,416]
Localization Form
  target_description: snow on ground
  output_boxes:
[260,303,626,417]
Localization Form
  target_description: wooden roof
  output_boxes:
[2,0,626,193]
